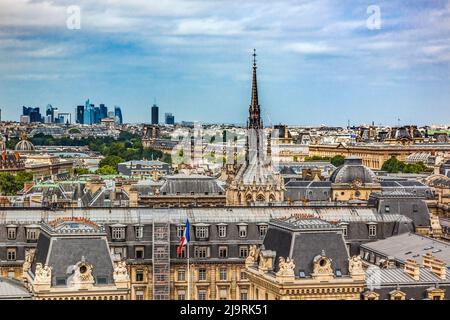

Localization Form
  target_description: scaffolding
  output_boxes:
[152,218,171,300]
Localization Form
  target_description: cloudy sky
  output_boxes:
[0,0,449,125]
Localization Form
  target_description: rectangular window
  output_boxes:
[135,247,144,259]
[178,247,187,258]
[7,248,16,261]
[7,228,16,240]
[218,225,227,238]
[218,246,228,258]
[240,290,248,300]
[55,277,67,286]
[258,225,268,237]
[177,290,186,300]
[194,246,209,259]
[219,268,227,281]
[413,204,418,212]
[176,226,185,239]
[178,269,186,281]
[112,227,126,240]
[135,269,144,282]
[135,226,143,239]
[239,246,249,258]
[112,247,127,260]
[196,226,209,239]
[385,205,390,213]
[198,268,207,281]
[240,271,247,280]
[198,290,207,300]
[26,228,39,241]
[369,225,377,237]
[238,225,247,238]
[342,225,348,236]
[135,290,144,300]
[219,289,227,300]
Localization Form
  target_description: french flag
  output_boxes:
[177,219,190,256]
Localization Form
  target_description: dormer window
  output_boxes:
[218,225,227,238]
[368,224,377,237]
[195,226,209,239]
[135,226,143,239]
[26,228,39,242]
[7,227,17,240]
[111,226,126,240]
[258,225,268,237]
[238,225,248,238]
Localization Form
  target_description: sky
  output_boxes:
[0,0,449,126]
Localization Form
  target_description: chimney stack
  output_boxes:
[403,259,420,280]
[423,253,447,280]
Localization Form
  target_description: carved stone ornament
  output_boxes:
[245,245,260,266]
[23,249,35,273]
[276,256,295,277]
[113,260,130,282]
[349,255,364,275]
[35,263,52,284]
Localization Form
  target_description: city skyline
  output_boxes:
[0,0,449,126]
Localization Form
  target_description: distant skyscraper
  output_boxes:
[151,104,159,125]
[99,104,108,120]
[165,112,175,125]
[93,106,101,124]
[114,106,123,124]
[22,106,42,123]
[76,105,84,124]
[46,104,55,123]
[83,99,94,125]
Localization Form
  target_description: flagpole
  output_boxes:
[187,241,190,300]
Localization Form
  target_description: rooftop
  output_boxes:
[361,233,450,266]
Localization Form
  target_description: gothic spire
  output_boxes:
[248,49,262,130]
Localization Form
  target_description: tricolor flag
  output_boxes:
[177,219,190,255]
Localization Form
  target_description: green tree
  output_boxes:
[0,172,32,195]
[95,165,117,175]
[74,167,91,175]
[381,156,405,173]
[330,155,345,167]
[99,155,125,168]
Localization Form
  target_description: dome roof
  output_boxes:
[15,139,35,152]
[330,156,378,184]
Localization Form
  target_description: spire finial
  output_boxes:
[253,48,257,66]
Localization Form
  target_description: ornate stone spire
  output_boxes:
[248,49,262,130]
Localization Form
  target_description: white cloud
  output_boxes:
[283,42,337,54]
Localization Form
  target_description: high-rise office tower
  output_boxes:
[165,112,175,125]
[83,99,94,125]
[76,105,84,124]
[151,104,159,124]
[22,106,42,123]
[99,104,108,120]
[46,104,55,123]
[114,106,123,124]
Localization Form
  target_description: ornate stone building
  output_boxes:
[330,157,381,202]
[23,218,130,300]
[245,217,366,300]
[226,50,284,205]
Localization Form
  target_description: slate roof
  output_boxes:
[160,174,225,194]
[330,157,378,184]
[361,233,450,266]
[30,221,115,287]
[263,218,350,277]
[0,278,31,300]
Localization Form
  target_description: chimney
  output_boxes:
[403,259,420,280]
[422,253,447,280]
